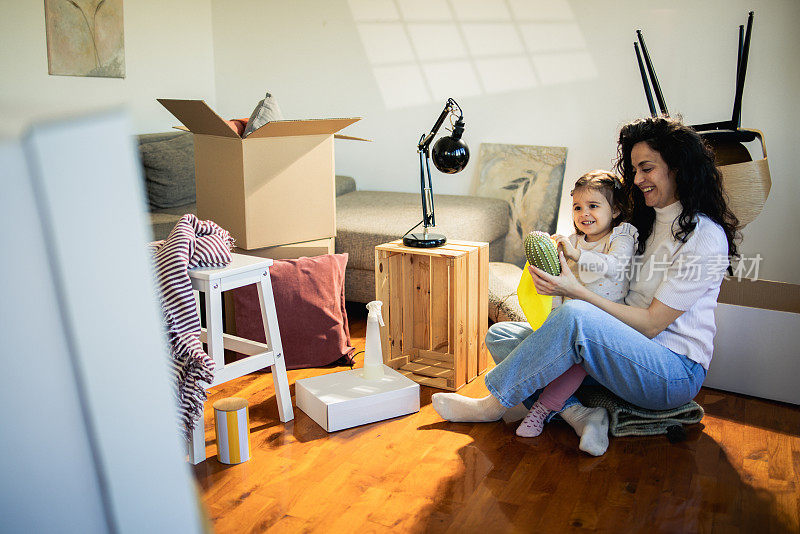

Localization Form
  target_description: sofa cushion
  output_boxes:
[343,267,377,305]
[231,253,355,370]
[139,133,195,209]
[149,204,197,241]
[226,119,248,137]
[335,190,509,271]
[487,261,526,322]
[335,175,356,197]
[243,92,284,137]
[138,131,185,145]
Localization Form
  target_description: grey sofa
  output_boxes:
[335,189,509,303]
[138,131,523,319]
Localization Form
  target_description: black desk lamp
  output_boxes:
[403,98,470,248]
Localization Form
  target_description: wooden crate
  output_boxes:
[374,239,489,391]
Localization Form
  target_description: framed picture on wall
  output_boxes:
[44,0,126,78]
[472,143,567,267]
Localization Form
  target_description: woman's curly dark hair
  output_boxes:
[613,116,739,260]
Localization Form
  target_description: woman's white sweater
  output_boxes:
[625,201,729,369]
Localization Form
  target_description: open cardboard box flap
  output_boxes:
[718,277,800,314]
[158,98,364,139]
[158,99,240,138]
[247,117,360,138]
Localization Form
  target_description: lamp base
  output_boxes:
[403,232,447,248]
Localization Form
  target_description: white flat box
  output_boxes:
[296,366,420,432]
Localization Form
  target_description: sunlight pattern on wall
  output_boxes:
[348,0,597,108]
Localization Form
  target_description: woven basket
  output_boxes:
[718,128,771,227]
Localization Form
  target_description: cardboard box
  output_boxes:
[295,367,420,432]
[234,237,335,260]
[158,99,364,250]
[706,278,800,405]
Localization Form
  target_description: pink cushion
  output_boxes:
[232,254,354,370]
[225,119,249,137]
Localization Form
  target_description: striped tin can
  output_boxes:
[213,397,251,464]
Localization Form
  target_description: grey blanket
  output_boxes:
[578,387,704,437]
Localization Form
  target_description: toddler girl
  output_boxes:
[516,170,638,438]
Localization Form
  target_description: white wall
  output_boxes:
[1,1,796,282]
[0,0,217,137]
[210,0,800,284]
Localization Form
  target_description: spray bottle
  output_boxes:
[362,301,385,380]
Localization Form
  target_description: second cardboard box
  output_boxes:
[159,99,365,250]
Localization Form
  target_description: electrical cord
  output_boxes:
[349,350,365,369]
[403,219,424,237]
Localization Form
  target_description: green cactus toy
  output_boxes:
[523,231,561,276]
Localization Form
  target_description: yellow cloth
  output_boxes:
[517,262,552,329]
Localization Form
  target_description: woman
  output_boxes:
[432,116,739,456]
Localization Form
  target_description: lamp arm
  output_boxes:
[418,98,462,152]
[418,144,431,229]
[417,144,437,230]
[424,149,436,228]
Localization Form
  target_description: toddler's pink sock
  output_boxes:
[515,364,588,438]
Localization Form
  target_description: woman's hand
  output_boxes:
[552,234,580,262]
[528,251,585,299]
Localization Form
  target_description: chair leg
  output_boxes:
[204,283,225,371]
[257,274,294,422]
[188,406,206,464]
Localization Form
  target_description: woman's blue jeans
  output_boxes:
[484,300,706,413]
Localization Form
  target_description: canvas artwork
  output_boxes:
[44,0,126,78]
[473,143,567,267]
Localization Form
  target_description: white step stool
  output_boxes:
[187,253,293,464]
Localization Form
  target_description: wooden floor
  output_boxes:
[193,305,800,533]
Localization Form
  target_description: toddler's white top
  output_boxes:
[625,201,729,370]
[553,222,638,307]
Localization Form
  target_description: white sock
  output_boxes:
[561,404,609,456]
[431,393,505,423]
[502,403,530,423]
